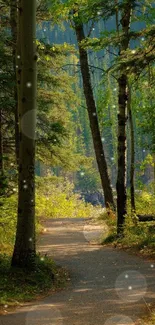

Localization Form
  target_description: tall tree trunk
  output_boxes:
[10,0,20,166]
[127,84,136,214]
[0,108,3,176]
[11,0,37,268]
[0,108,4,197]
[116,2,132,235]
[75,23,115,210]
[153,152,155,196]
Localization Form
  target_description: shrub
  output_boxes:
[101,191,155,255]
[35,176,96,220]
[0,176,97,253]
[0,195,17,254]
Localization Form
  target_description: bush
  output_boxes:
[121,215,155,250]
[101,191,155,256]
[134,191,155,216]
[0,176,97,253]
[0,195,17,254]
[35,176,96,220]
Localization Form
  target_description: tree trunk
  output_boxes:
[10,0,20,166]
[75,23,115,210]
[0,108,6,197]
[116,2,132,235]
[0,108,3,176]
[11,0,37,268]
[127,84,136,214]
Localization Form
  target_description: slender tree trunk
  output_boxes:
[116,2,132,235]
[127,84,136,214]
[0,107,7,198]
[0,108,3,176]
[148,65,155,195]
[153,153,155,196]
[75,23,115,210]
[10,0,20,166]
[0,108,4,197]
[11,0,37,268]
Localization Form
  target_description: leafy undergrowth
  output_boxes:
[0,176,98,310]
[136,310,155,325]
[131,190,155,217]
[0,254,69,309]
[35,176,97,220]
[99,191,155,258]
[0,176,98,254]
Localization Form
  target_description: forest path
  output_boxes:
[0,217,155,325]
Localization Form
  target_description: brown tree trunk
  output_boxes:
[127,84,136,214]
[10,0,20,166]
[0,108,3,175]
[75,23,115,210]
[0,108,6,197]
[153,153,155,195]
[11,0,37,268]
[116,2,132,235]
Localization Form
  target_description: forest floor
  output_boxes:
[0,217,155,325]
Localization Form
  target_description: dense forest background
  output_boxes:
[36,10,155,191]
[0,0,155,309]
[0,0,155,273]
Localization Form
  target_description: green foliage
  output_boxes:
[0,176,97,254]
[98,209,117,240]
[121,215,155,252]
[0,195,17,253]
[101,191,155,256]
[139,312,155,325]
[36,41,82,164]
[134,191,155,216]
[75,167,101,193]
[0,173,8,196]
[0,253,67,306]
[36,176,96,219]
[132,70,155,154]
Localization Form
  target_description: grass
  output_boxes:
[0,176,98,254]
[136,310,155,325]
[1,179,154,312]
[0,253,69,309]
[0,176,97,308]
[99,191,155,257]
[99,191,155,325]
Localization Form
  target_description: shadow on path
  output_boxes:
[0,218,155,325]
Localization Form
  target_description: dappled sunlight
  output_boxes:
[73,288,93,293]
[38,218,155,324]
[1,218,155,325]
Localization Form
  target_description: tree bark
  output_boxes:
[10,0,20,166]
[11,0,37,268]
[153,152,155,196]
[127,84,136,214]
[75,23,115,210]
[0,108,3,175]
[0,108,6,197]
[116,2,132,235]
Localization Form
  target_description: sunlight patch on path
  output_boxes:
[26,304,63,325]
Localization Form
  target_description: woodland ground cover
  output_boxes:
[0,178,154,308]
[0,176,97,255]
[101,189,155,257]
[0,176,97,307]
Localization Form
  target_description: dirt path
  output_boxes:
[0,217,155,325]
